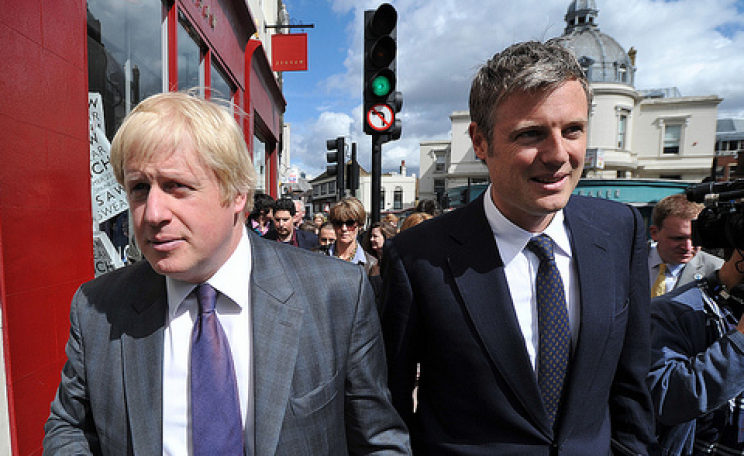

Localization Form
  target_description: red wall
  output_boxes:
[0,0,93,454]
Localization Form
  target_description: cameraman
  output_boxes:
[648,248,744,455]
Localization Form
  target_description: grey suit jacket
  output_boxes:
[43,234,410,455]
[676,251,723,289]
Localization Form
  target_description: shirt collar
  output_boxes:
[483,183,572,264]
[166,227,252,318]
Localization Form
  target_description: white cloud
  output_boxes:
[286,0,744,175]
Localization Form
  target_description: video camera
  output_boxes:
[686,179,744,249]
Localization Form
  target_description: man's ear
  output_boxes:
[649,225,659,242]
[469,122,489,161]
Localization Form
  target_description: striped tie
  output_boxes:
[528,234,571,427]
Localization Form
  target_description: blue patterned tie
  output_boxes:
[527,234,571,427]
[191,283,244,455]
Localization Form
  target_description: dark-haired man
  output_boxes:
[381,40,656,455]
[265,198,318,250]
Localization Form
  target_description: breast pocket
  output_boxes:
[289,371,343,417]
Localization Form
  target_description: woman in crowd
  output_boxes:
[399,211,433,232]
[327,197,378,272]
[247,192,276,237]
[362,221,396,262]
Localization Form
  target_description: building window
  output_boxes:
[394,188,403,210]
[434,179,445,203]
[663,124,682,154]
[617,113,628,149]
[313,185,319,197]
[380,188,385,210]
[435,153,446,172]
[329,181,335,194]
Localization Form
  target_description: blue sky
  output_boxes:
[280,0,744,179]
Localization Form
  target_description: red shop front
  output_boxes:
[0,0,286,453]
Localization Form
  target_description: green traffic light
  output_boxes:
[371,75,392,97]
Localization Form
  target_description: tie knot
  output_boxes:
[528,234,555,263]
[658,263,667,274]
[195,283,217,314]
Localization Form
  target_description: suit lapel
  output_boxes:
[677,253,703,287]
[557,201,614,436]
[448,197,550,436]
[250,238,304,456]
[120,262,168,455]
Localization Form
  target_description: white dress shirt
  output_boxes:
[483,185,580,370]
[162,228,254,455]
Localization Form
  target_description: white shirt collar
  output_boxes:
[482,183,572,262]
[166,227,252,317]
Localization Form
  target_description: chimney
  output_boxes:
[400,160,407,177]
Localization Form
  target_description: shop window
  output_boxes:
[211,61,233,102]
[178,17,204,92]
[87,0,164,136]
[87,0,165,264]
[253,134,266,193]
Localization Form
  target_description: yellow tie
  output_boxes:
[651,263,668,298]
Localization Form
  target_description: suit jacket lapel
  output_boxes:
[558,201,613,436]
[448,196,550,436]
[250,238,304,456]
[120,262,168,455]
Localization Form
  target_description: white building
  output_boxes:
[310,161,417,220]
[420,0,722,203]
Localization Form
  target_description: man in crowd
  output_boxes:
[381,40,656,454]
[648,248,744,455]
[293,199,306,228]
[43,92,410,455]
[265,197,318,250]
[649,193,723,298]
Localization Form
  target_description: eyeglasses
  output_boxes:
[332,220,358,228]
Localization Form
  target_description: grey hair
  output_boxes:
[469,40,593,144]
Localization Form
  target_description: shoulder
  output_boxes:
[692,250,725,268]
[566,194,639,221]
[81,260,162,298]
[252,234,360,278]
[651,280,707,320]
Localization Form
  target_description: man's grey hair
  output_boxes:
[469,40,593,144]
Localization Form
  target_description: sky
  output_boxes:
[280,0,744,179]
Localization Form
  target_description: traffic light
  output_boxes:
[326,137,345,198]
[363,3,402,139]
[347,142,360,193]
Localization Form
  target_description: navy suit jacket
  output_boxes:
[44,234,410,455]
[381,194,656,455]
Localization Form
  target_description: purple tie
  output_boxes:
[191,283,244,455]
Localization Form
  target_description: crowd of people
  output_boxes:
[43,39,744,456]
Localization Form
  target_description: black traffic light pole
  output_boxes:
[371,136,382,223]
[364,3,401,224]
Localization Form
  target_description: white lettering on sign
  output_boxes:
[93,231,124,277]
[89,93,128,224]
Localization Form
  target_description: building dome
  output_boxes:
[557,0,635,86]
